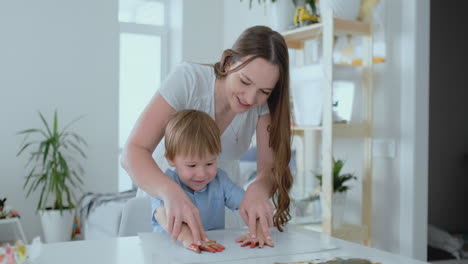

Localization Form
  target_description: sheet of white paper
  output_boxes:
[138,229,337,264]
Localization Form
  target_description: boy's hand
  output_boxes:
[154,206,225,253]
[235,220,274,248]
[183,240,225,253]
[176,223,225,253]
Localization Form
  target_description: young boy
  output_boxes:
[151,110,272,253]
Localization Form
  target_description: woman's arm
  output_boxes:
[120,92,206,244]
[238,114,275,240]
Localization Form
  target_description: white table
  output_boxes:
[34,227,429,264]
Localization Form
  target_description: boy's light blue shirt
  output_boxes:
[151,168,245,232]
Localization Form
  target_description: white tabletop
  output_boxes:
[34,227,428,264]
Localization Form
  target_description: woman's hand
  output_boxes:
[238,179,274,241]
[163,186,207,245]
[235,220,274,248]
[176,223,224,253]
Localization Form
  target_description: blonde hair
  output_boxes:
[165,110,221,161]
[213,26,292,231]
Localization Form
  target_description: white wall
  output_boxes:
[221,0,428,259]
[0,1,119,241]
[181,0,224,64]
[223,0,272,49]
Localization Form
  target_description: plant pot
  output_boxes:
[320,191,347,229]
[270,0,296,32]
[39,209,74,243]
[319,0,361,20]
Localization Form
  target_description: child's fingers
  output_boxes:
[200,244,217,253]
[240,241,251,247]
[205,240,224,252]
[185,243,201,253]
[240,238,259,248]
[215,243,225,251]
[209,240,225,251]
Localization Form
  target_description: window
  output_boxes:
[118,0,168,191]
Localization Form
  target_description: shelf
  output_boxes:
[292,125,322,135]
[285,9,374,246]
[282,23,322,49]
[292,123,371,138]
[282,18,371,49]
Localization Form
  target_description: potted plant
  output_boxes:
[243,0,318,31]
[245,0,317,14]
[17,111,87,243]
[316,158,356,228]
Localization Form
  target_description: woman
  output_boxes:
[121,25,293,245]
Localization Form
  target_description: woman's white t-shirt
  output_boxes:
[137,62,269,197]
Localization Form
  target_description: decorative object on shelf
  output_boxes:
[242,0,319,30]
[293,0,320,27]
[0,198,5,211]
[316,159,356,193]
[17,110,87,243]
[243,0,317,14]
[316,159,357,229]
[291,193,321,224]
[0,198,21,219]
[333,0,387,66]
[290,65,323,126]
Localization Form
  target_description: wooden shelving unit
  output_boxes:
[284,9,374,245]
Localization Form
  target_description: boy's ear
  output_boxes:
[168,159,175,167]
[165,153,175,167]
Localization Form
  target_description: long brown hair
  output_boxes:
[213,26,292,231]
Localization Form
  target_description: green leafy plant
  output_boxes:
[17,111,87,212]
[243,0,277,9]
[316,159,357,193]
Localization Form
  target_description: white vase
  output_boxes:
[319,0,361,20]
[320,191,347,229]
[270,0,296,32]
[39,209,74,243]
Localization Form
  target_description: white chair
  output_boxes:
[118,197,153,237]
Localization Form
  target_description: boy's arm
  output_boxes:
[154,206,225,253]
[219,170,245,210]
